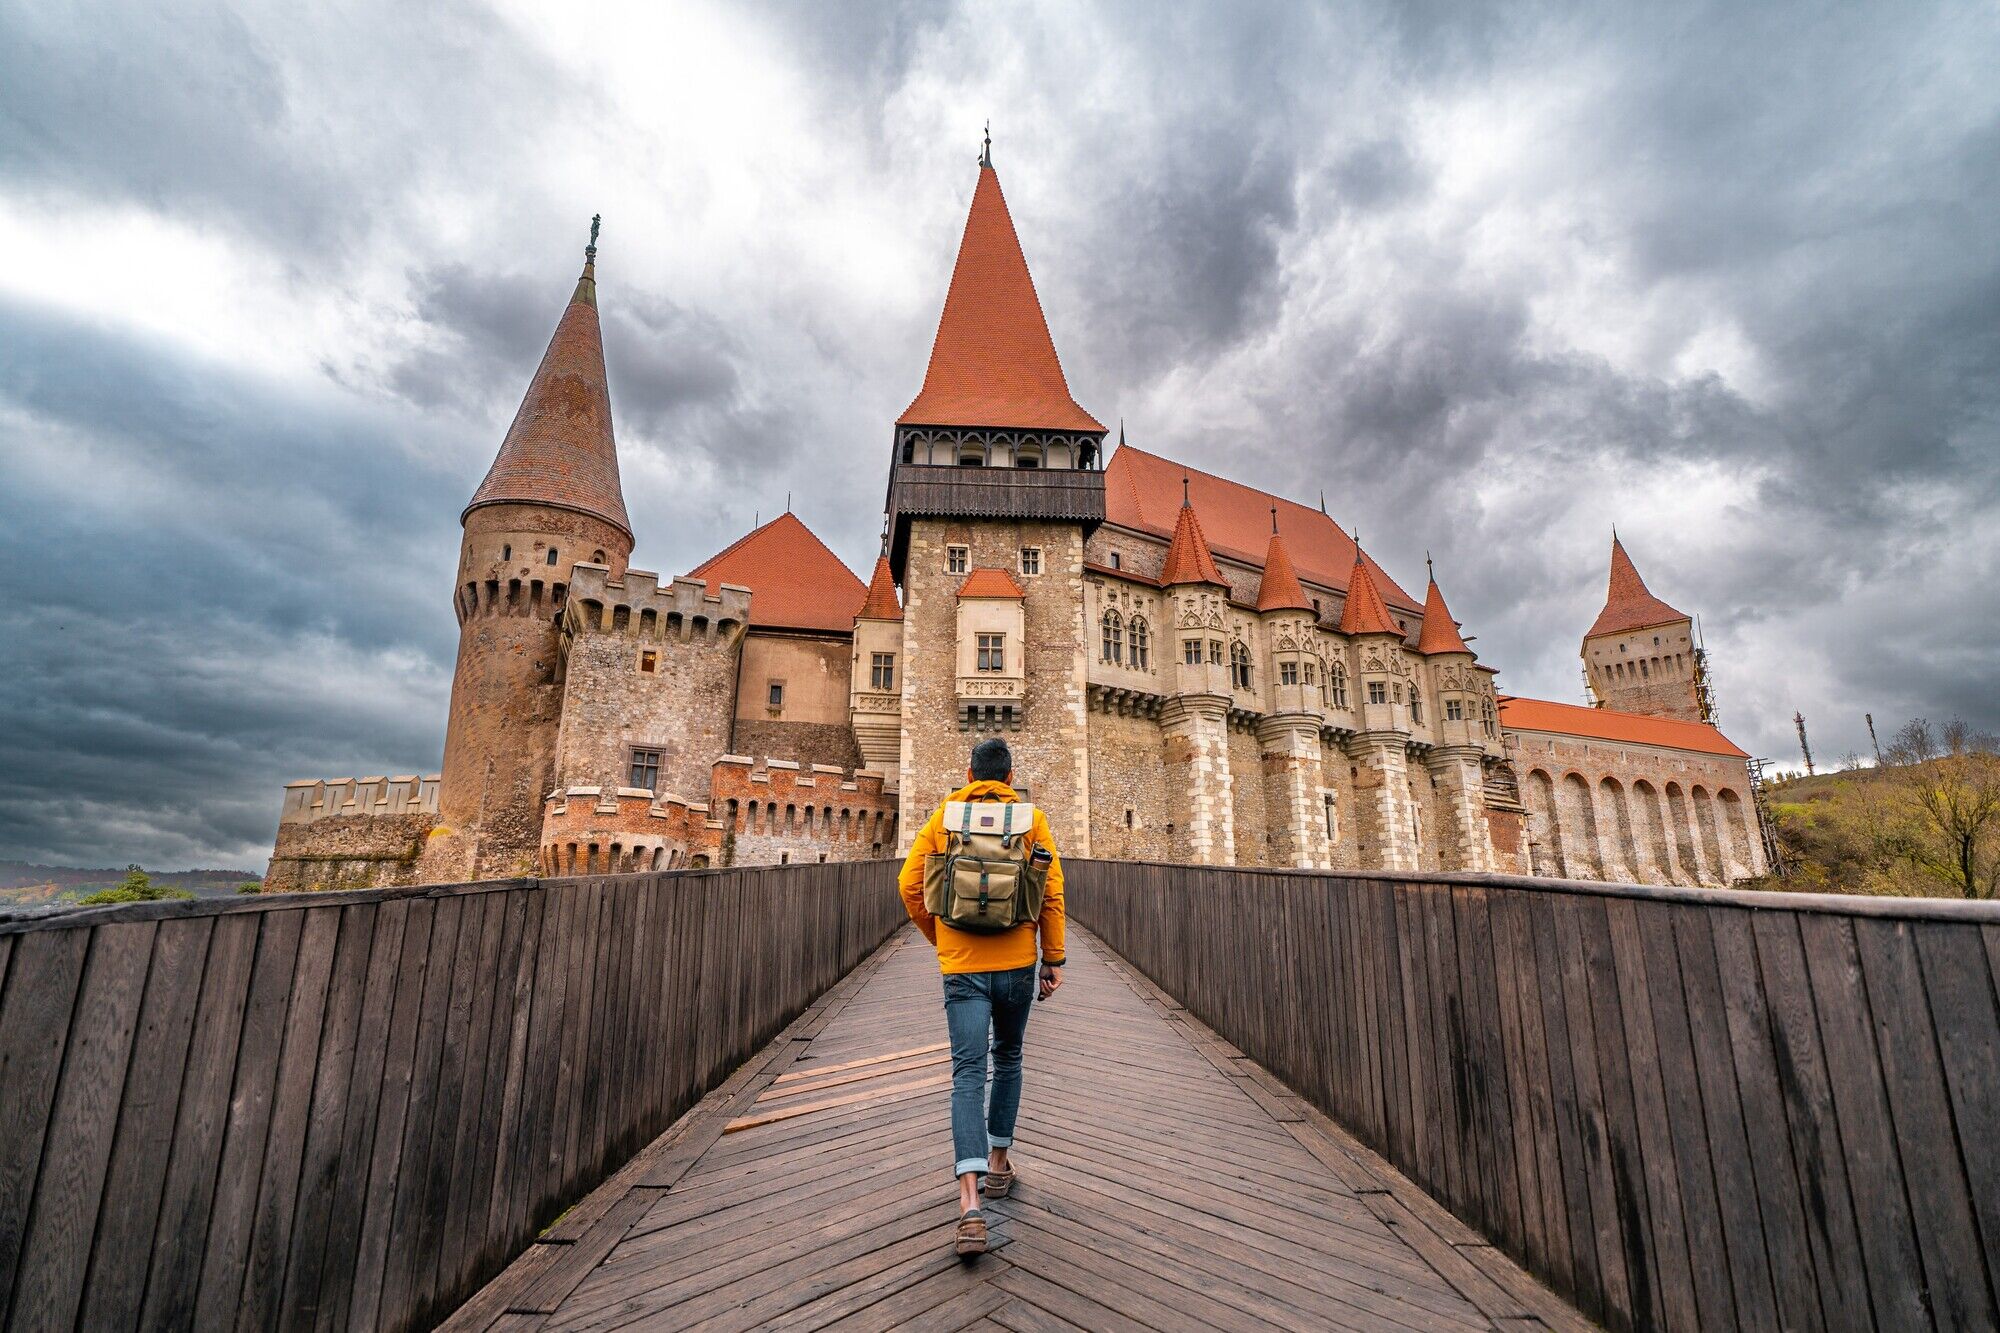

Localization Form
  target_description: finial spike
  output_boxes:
[1426,551,1435,582]
[1182,473,1190,507]
[1271,504,1279,535]
[1118,416,1126,447]
[786,491,792,514]
[979,120,992,169]
[1319,489,1327,515]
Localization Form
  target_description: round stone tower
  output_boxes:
[425,227,635,882]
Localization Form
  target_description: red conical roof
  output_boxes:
[857,555,902,621]
[464,254,631,536]
[1416,576,1472,655]
[1161,501,1228,587]
[1255,528,1315,612]
[1587,536,1687,638]
[1338,550,1401,636]
[899,166,1103,433]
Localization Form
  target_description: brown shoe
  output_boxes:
[954,1208,988,1257]
[981,1168,1015,1199]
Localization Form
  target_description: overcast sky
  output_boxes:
[3,1,1996,870]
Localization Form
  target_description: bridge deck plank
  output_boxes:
[454,926,1584,1331]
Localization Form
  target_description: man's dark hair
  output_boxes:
[969,738,1013,782]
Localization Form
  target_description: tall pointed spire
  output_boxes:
[1161,497,1228,587]
[1587,535,1686,638]
[1256,523,1314,612]
[898,162,1104,433]
[464,222,631,536]
[857,554,903,622]
[1338,546,1400,636]
[1417,570,1473,655]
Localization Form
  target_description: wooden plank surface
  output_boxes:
[453,927,1577,1332]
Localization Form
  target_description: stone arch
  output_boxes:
[639,607,657,635]
[579,598,604,630]
[1628,780,1670,883]
[1598,776,1638,883]
[1717,789,1756,879]
[650,846,665,871]
[1692,786,1728,883]
[1559,773,1605,879]
[612,604,631,631]
[1664,783,1703,885]
[1526,769,1564,877]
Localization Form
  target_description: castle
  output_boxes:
[267,150,1770,892]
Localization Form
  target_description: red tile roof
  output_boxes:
[1161,501,1228,587]
[899,166,1104,433]
[1105,445,1422,613]
[1587,536,1687,638]
[1255,529,1315,612]
[1416,577,1472,655]
[1337,552,1401,636]
[857,555,902,621]
[957,567,1027,599]
[465,257,632,536]
[1498,695,1749,758]
[688,512,866,633]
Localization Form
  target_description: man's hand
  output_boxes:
[1038,965,1064,1001]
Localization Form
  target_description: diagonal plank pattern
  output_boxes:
[453,926,1590,1331]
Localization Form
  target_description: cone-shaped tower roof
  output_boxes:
[1338,548,1401,636]
[898,163,1103,432]
[1161,497,1228,587]
[1255,524,1315,612]
[1586,535,1687,638]
[465,232,631,536]
[857,554,903,622]
[1416,573,1473,655]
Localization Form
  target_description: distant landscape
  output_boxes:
[0,862,261,907]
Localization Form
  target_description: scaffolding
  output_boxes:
[1692,617,1717,725]
[1748,756,1788,877]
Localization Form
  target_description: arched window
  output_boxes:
[1129,616,1150,670]
[547,548,559,565]
[591,548,606,565]
[1230,640,1253,691]
[502,543,512,561]
[958,443,986,467]
[1481,698,1496,738]
[1015,444,1043,469]
[1101,609,1123,664]
[1329,661,1349,708]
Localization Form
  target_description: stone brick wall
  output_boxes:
[1226,721,1275,866]
[711,759,899,865]
[1584,620,1703,721]
[1086,706,1175,861]
[1507,729,1764,885]
[540,787,718,873]
[551,573,745,802]
[266,814,435,892]
[898,518,1091,853]
[729,719,864,772]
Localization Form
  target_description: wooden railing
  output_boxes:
[0,863,903,1333]
[1067,860,2000,1333]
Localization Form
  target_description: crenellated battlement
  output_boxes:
[561,563,750,642]
[279,775,440,825]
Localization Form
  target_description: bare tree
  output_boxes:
[1881,718,2000,898]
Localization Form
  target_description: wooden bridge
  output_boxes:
[1,860,1996,1331]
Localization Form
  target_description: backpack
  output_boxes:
[921,799,1054,934]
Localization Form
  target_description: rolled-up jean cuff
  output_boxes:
[988,1134,1013,1149]
[955,1156,989,1178]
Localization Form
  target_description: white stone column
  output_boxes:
[1161,696,1234,865]
[1424,748,1493,872]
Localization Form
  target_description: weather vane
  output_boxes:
[980,121,992,168]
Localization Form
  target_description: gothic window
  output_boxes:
[1020,547,1042,575]
[977,633,1006,672]
[1209,639,1224,665]
[1183,639,1202,667]
[1130,617,1151,670]
[1303,660,1317,685]
[1280,660,1299,686]
[870,653,895,690]
[947,546,969,575]
[1330,663,1349,708]
[1230,641,1253,690]
[1411,694,1424,725]
[1101,610,1123,664]
[628,749,662,791]
[1368,680,1388,705]
[1446,698,1465,722]
[1482,699,1496,738]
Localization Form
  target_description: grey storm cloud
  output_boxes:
[1,0,1997,869]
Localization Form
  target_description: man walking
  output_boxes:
[898,738,1065,1257]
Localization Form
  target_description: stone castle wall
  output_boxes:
[1584,621,1703,722]
[266,776,440,891]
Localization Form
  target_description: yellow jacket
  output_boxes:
[897,780,1066,975]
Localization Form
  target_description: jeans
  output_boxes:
[942,964,1036,1178]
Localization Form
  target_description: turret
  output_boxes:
[1255,517,1319,717]
[427,220,635,881]
[850,552,904,784]
[1416,564,1493,751]
[1338,545,1410,736]
[1159,490,1232,700]
[1582,534,1703,722]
